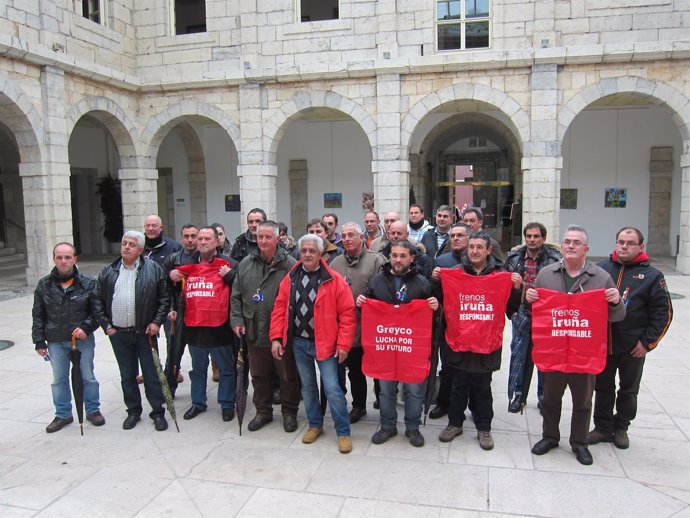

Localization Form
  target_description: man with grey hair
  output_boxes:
[95,230,171,431]
[526,224,625,465]
[231,220,300,433]
[331,222,387,422]
[270,233,357,453]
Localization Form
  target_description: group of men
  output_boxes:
[32,205,672,464]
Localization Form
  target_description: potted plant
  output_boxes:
[95,173,124,248]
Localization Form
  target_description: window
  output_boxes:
[299,0,339,22]
[82,0,106,25]
[437,0,490,50]
[172,0,206,35]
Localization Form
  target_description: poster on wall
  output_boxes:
[604,188,627,208]
[362,192,374,210]
[560,188,578,210]
[225,194,241,212]
[324,193,342,209]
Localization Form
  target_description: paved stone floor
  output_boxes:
[0,258,688,517]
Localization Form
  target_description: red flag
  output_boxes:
[177,261,231,327]
[531,288,609,374]
[360,299,432,384]
[440,269,513,354]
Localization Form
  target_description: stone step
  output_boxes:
[0,253,26,267]
[0,247,17,256]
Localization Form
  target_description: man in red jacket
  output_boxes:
[270,234,357,454]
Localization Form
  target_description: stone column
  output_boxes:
[188,170,207,226]
[21,66,71,286]
[119,167,159,232]
[374,73,407,215]
[238,82,276,227]
[676,151,690,274]
[288,160,308,236]
[522,64,561,240]
[647,147,673,256]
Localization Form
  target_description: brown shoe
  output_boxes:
[302,427,323,444]
[588,427,613,445]
[46,416,74,433]
[338,436,353,454]
[86,411,106,427]
[176,372,184,383]
[211,361,219,382]
[349,407,367,423]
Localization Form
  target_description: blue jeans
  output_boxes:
[508,306,544,402]
[109,330,165,418]
[47,335,100,418]
[379,380,423,432]
[188,345,236,410]
[293,337,350,436]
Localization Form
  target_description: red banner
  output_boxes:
[360,299,432,384]
[531,288,608,374]
[177,261,231,327]
[440,269,513,354]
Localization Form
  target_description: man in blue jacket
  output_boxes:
[589,227,673,449]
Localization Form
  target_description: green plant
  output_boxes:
[95,174,123,242]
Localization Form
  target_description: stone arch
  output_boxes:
[0,72,43,164]
[401,83,530,159]
[66,95,139,168]
[265,90,377,159]
[557,77,690,142]
[140,100,241,168]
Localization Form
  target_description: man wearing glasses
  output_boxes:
[526,225,625,465]
[589,227,673,449]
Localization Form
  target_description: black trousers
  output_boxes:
[542,371,595,448]
[593,351,646,433]
[448,367,494,432]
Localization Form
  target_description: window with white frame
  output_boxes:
[436,0,490,50]
[172,0,206,35]
[298,0,339,22]
[82,0,106,25]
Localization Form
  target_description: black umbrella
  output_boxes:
[149,335,180,432]
[164,281,188,396]
[422,318,443,426]
[69,335,85,436]
[235,335,249,435]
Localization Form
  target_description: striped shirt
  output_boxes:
[111,258,139,328]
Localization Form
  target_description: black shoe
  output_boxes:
[46,416,74,433]
[248,414,273,431]
[371,427,398,444]
[122,414,141,430]
[272,388,281,405]
[153,415,168,431]
[183,406,206,420]
[573,446,593,465]
[428,405,448,419]
[508,396,525,414]
[349,407,367,424]
[222,408,235,422]
[531,438,558,455]
[283,414,298,433]
[372,400,380,410]
[613,429,630,449]
[405,429,425,447]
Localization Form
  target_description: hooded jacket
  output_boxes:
[597,251,673,353]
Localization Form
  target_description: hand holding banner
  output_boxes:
[360,299,432,384]
[531,288,608,374]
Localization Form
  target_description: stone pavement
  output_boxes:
[0,260,689,517]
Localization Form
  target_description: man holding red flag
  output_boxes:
[439,231,522,450]
[170,226,239,423]
[527,225,625,465]
[357,240,438,447]
[589,227,672,450]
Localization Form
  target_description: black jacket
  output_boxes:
[31,267,101,348]
[446,255,521,373]
[379,241,432,279]
[144,234,182,265]
[231,231,259,263]
[163,249,198,311]
[503,244,562,278]
[95,256,171,333]
[597,254,673,353]
[366,263,432,305]
[420,228,450,259]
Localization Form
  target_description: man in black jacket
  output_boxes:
[144,214,182,265]
[503,222,561,413]
[95,230,171,431]
[32,242,105,433]
[589,227,673,449]
[357,240,439,447]
[420,204,453,259]
[231,207,266,262]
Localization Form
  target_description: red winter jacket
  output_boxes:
[270,259,356,361]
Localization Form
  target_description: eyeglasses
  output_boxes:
[383,219,397,223]
[562,240,585,247]
[617,240,640,247]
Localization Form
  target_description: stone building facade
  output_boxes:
[0,0,689,284]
